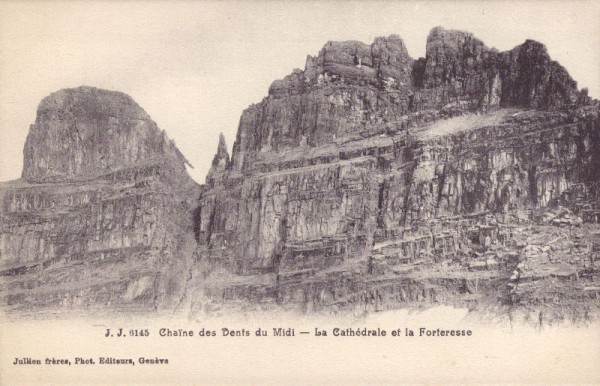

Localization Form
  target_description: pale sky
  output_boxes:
[1,0,599,183]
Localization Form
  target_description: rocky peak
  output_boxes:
[268,69,306,98]
[499,39,580,109]
[1,87,200,314]
[215,132,229,162]
[372,34,413,89]
[520,39,548,55]
[230,29,590,174]
[421,27,581,109]
[423,26,492,88]
[193,23,600,322]
[426,25,483,46]
[35,86,150,122]
[22,86,189,182]
[206,132,230,186]
[300,35,414,91]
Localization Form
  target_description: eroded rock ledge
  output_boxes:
[1,28,599,325]
[1,86,199,317]
[192,27,600,324]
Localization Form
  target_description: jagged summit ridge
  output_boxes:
[265,26,581,106]
[193,27,600,322]
[0,28,598,322]
[22,86,190,182]
[268,33,414,98]
[223,27,588,174]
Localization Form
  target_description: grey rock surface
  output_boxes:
[1,29,598,325]
[1,87,200,316]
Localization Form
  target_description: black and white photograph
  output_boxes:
[1,1,599,384]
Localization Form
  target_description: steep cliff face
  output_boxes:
[1,28,598,323]
[420,27,580,110]
[0,87,199,316]
[230,28,583,173]
[192,27,599,323]
[22,87,191,182]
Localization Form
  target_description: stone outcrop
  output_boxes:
[1,28,598,324]
[191,27,599,323]
[420,27,580,110]
[205,133,230,187]
[499,40,580,109]
[0,87,199,316]
[22,87,191,182]
[230,28,584,174]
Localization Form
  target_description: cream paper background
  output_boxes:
[1,1,600,384]
[1,311,600,384]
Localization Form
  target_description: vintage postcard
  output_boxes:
[1,1,599,384]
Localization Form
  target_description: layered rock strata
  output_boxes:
[192,27,600,323]
[0,87,199,316]
[1,28,598,324]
